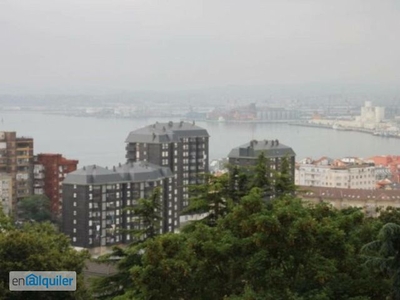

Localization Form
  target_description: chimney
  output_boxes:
[152,132,156,140]
[83,166,86,171]
[271,140,275,147]
[93,164,96,169]
[168,121,173,127]
[276,139,279,146]
[163,126,166,132]
[265,140,268,145]
[192,120,195,126]
[179,121,183,127]
[119,162,121,167]
[113,166,116,172]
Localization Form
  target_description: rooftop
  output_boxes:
[125,121,209,143]
[228,139,295,159]
[298,186,400,201]
[63,162,172,185]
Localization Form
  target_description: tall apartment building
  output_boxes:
[0,174,13,215]
[125,121,209,224]
[34,154,78,216]
[62,162,175,254]
[0,131,34,212]
[228,139,296,179]
[295,157,376,190]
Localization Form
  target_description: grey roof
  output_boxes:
[228,139,296,159]
[125,121,209,144]
[116,161,173,182]
[63,165,124,185]
[63,162,172,185]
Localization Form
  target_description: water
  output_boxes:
[1,111,400,168]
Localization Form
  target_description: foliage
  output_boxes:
[125,189,388,300]
[18,195,52,223]
[362,222,400,299]
[0,219,91,300]
[90,188,163,299]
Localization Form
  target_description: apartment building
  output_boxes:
[34,154,78,216]
[62,162,175,254]
[0,131,34,213]
[125,121,209,224]
[295,157,376,190]
[228,139,296,178]
[0,174,13,215]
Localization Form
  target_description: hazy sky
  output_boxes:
[1,0,400,93]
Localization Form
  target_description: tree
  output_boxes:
[90,188,163,299]
[362,222,400,300]
[183,173,232,227]
[0,220,91,300]
[18,195,52,222]
[124,189,389,300]
[274,156,296,198]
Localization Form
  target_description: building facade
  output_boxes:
[34,154,78,216]
[299,186,400,217]
[295,157,376,190]
[62,162,175,254]
[0,131,34,213]
[125,121,209,224]
[0,174,13,215]
[228,139,296,192]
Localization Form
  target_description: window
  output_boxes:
[89,185,93,191]
[73,237,76,242]
[73,193,77,198]
[162,159,168,165]
[73,219,77,224]
[73,228,76,233]
[73,202,77,207]
[73,210,77,216]
[162,143,169,150]
[73,185,77,189]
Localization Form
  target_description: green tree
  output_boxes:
[274,156,296,197]
[90,188,163,299]
[362,222,400,300]
[183,173,232,227]
[0,221,91,300]
[18,195,52,222]
[125,190,388,300]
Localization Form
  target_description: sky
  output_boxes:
[1,0,400,94]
